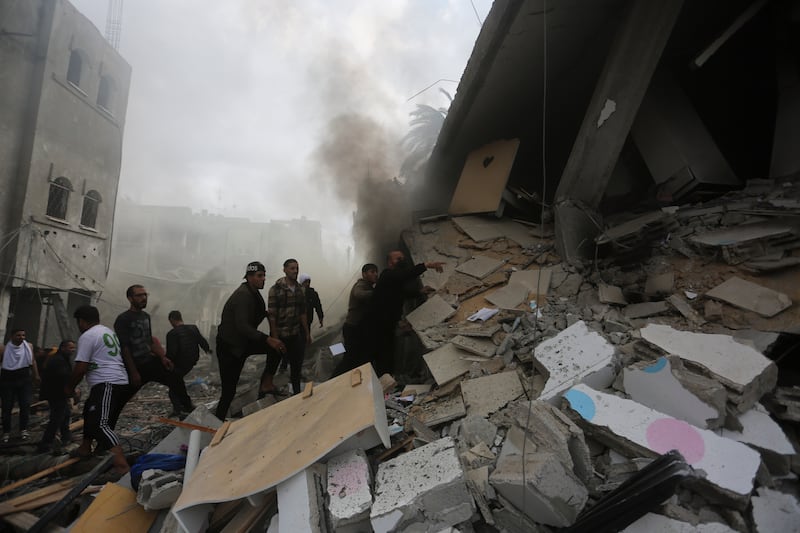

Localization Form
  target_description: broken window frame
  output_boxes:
[46,177,73,221]
[80,189,101,229]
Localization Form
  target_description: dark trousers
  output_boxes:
[84,383,126,450]
[215,342,281,420]
[333,323,371,377]
[41,398,72,445]
[371,324,396,376]
[168,366,193,412]
[280,335,306,395]
[0,371,32,433]
[113,358,193,426]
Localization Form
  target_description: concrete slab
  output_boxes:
[640,324,778,411]
[623,357,722,429]
[599,284,627,305]
[622,513,737,532]
[509,268,552,296]
[564,384,761,502]
[706,276,792,318]
[423,343,474,385]
[485,282,529,310]
[751,487,800,533]
[371,437,474,532]
[556,273,583,297]
[406,294,456,332]
[624,301,669,319]
[326,449,372,533]
[532,320,617,402]
[409,393,467,428]
[450,335,496,358]
[667,294,706,325]
[401,384,432,397]
[490,451,588,527]
[645,271,674,295]
[461,371,525,417]
[452,216,542,247]
[277,463,327,533]
[455,255,505,279]
[458,415,498,448]
[720,403,795,473]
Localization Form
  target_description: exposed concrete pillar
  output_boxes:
[554,0,684,264]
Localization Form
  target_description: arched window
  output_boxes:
[80,190,102,228]
[97,75,114,112]
[46,177,72,220]
[66,50,82,87]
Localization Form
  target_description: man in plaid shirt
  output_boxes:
[268,258,311,395]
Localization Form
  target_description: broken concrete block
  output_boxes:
[455,255,505,279]
[645,271,674,295]
[458,415,498,448]
[490,450,588,527]
[532,320,617,403]
[423,343,474,385]
[640,324,778,412]
[408,393,466,428]
[751,487,800,533]
[598,284,627,305]
[704,299,723,319]
[379,374,397,393]
[326,449,372,533]
[450,335,496,358]
[371,437,474,533]
[624,301,669,319]
[720,403,796,475]
[667,294,706,325]
[460,371,524,417]
[622,513,737,532]
[485,282,529,310]
[137,468,184,511]
[241,396,277,417]
[462,441,496,468]
[556,273,583,297]
[401,384,432,397]
[509,268,552,296]
[705,276,792,318]
[623,357,725,429]
[406,294,456,332]
[277,463,327,533]
[564,384,761,506]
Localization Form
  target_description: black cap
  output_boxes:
[244,261,266,278]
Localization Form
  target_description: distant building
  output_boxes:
[0,0,131,344]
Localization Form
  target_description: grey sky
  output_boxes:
[70,0,490,248]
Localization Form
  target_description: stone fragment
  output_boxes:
[750,487,800,533]
[450,335,496,358]
[704,300,723,319]
[423,343,473,385]
[370,437,474,532]
[622,513,737,532]
[408,393,466,428]
[509,268,552,296]
[556,273,583,297]
[458,415,498,448]
[460,372,524,417]
[720,403,796,475]
[485,282,529,310]
[645,271,674,295]
[564,384,761,506]
[531,320,617,402]
[455,255,505,279]
[598,284,627,305]
[379,374,397,393]
[326,449,372,533]
[706,276,792,317]
[667,294,706,325]
[406,295,456,331]
[490,451,588,527]
[624,301,669,319]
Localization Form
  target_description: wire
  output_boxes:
[469,0,484,27]
[406,79,460,102]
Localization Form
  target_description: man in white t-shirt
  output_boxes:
[0,327,40,442]
[67,305,136,473]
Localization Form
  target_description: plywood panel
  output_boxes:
[449,139,520,215]
[174,364,389,532]
[72,483,156,533]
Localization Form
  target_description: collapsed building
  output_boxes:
[2,0,800,531]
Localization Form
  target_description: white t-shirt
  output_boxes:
[2,341,33,371]
[76,324,129,388]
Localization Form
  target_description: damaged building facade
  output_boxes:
[0,0,131,344]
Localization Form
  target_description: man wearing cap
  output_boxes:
[268,259,310,395]
[215,261,286,419]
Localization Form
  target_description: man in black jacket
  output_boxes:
[36,340,76,453]
[215,261,286,419]
[166,310,211,417]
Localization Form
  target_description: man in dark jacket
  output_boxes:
[37,340,76,453]
[367,250,444,375]
[332,263,378,377]
[215,261,286,419]
[298,273,324,328]
[166,310,211,417]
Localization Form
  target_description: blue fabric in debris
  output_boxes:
[130,453,186,490]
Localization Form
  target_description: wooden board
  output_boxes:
[71,483,157,533]
[449,139,520,215]
[173,363,390,532]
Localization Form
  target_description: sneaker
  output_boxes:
[20,430,30,441]
[1,433,9,443]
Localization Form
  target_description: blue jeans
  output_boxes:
[1,372,32,433]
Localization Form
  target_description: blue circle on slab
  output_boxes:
[564,389,596,421]
[643,357,667,374]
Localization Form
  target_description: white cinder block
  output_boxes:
[532,321,616,402]
[370,437,474,533]
[277,464,326,533]
[564,384,760,498]
[326,449,372,532]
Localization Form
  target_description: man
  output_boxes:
[0,328,40,443]
[113,285,194,418]
[268,259,311,395]
[299,273,324,329]
[37,340,76,453]
[367,251,444,376]
[166,310,211,417]
[68,305,131,473]
[216,261,286,420]
[332,263,378,376]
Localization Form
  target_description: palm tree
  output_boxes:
[400,89,451,184]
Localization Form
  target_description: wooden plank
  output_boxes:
[156,417,217,434]
[301,382,313,399]
[2,485,101,515]
[2,512,65,533]
[375,435,415,463]
[71,483,157,533]
[1,479,76,508]
[210,420,232,448]
[220,491,275,533]
[449,139,520,215]
[350,368,362,387]
[0,458,80,496]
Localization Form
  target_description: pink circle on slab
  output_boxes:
[645,418,705,464]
